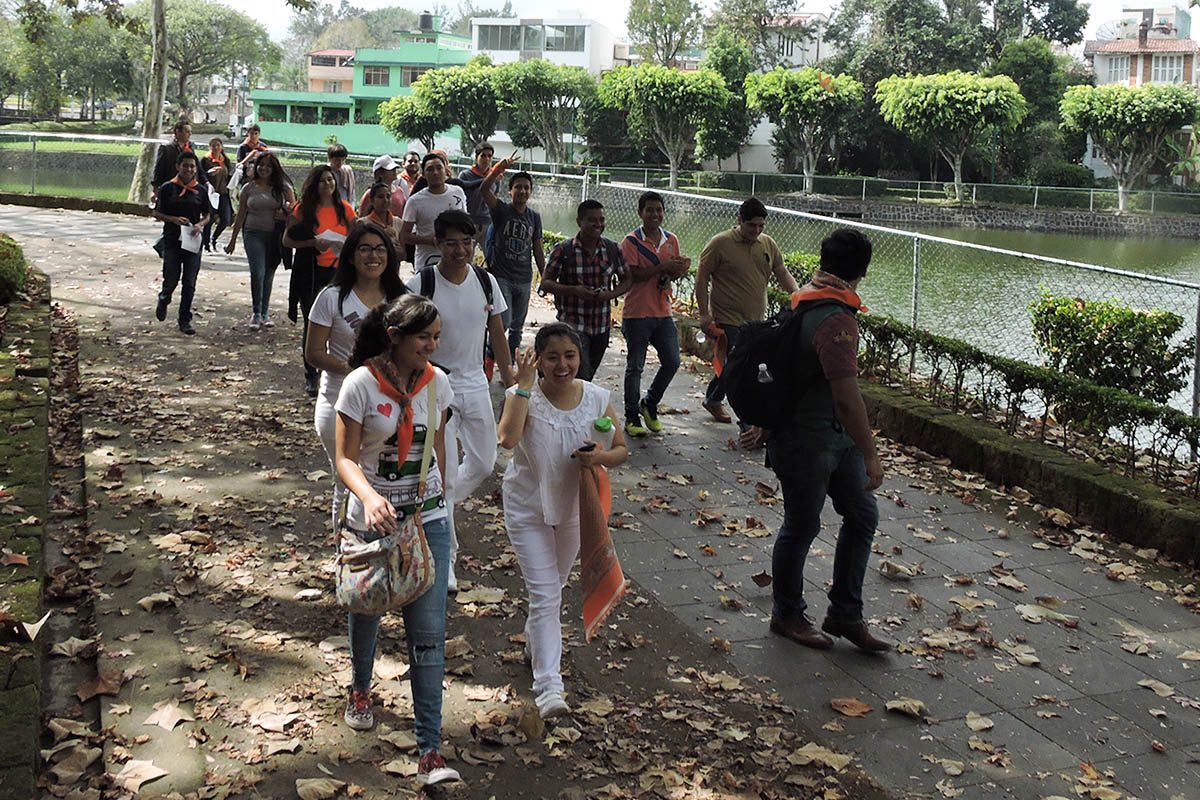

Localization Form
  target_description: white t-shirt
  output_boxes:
[308,285,372,403]
[502,380,612,527]
[400,185,468,269]
[335,366,454,529]
[406,267,507,395]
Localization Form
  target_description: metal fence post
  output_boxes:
[1033,186,1039,209]
[643,168,648,187]
[972,185,977,204]
[909,237,920,375]
[1151,191,1156,215]
[751,173,756,195]
[1193,291,1200,459]
[1090,189,1094,212]
[581,167,588,202]
[861,178,867,201]
[30,138,37,194]
[916,182,921,204]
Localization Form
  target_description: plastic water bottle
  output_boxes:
[756,364,774,384]
[695,329,707,344]
[593,415,615,450]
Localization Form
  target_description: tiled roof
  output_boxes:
[1084,38,1200,54]
[308,49,355,57]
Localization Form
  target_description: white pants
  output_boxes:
[443,386,498,557]
[314,395,347,530]
[504,499,580,698]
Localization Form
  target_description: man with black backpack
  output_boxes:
[540,200,631,381]
[409,210,515,591]
[758,228,888,652]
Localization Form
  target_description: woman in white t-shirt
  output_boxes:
[305,223,408,526]
[497,322,628,720]
[334,294,460,787]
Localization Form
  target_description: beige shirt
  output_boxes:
[700,227,783,325]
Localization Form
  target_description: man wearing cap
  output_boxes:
[358,154,407,219]
[458,142,495,250]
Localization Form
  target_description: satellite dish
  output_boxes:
[1095,20,1122,40]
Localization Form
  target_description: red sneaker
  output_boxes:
[417,750,461,786]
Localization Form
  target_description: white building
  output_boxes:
[471,15,620,75]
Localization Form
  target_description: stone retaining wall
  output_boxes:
[0,266,50,799]
[765,195,1200,239]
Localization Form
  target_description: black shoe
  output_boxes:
[179,322,196,335]
[155,298,168,321]
[821,615,891,652]
[305,374,319,397]
[769,615,834,649]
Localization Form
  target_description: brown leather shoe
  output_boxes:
[770,616,833,649]
[821,615,891,652]
[702,401,732,423]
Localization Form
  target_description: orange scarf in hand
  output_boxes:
[367,358,436,465]
[170,176,199,196]
[579,455,625,641]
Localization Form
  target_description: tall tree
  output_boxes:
[379,94,444,151]
[626,0,703,67]
[447,0,513,36]
[599,64,730,189]
[745,67,863,192]
[715,0,814,69]
[875,70,1027,201]
[1061,83,1199,212]
[491,60,595,164]
[128,0,166,203]
[408,56,498,149]
[696,28,758,169]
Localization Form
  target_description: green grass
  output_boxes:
[0,140,141,155]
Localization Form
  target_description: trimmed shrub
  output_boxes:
[1032,161,1095,188]
[542,230,566,256]
[0,233,27,303]
[767,251,820,311]
[1029,290,1193,404]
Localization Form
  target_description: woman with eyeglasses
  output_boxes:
[306,224,408,527]
[284,164,357,395]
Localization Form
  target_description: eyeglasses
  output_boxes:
[355,245,389,256]
[440,238,474,250]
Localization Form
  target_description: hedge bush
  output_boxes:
[1029,290,1193,405]
[858,313,1200,494]
[767,251,820,310]
[0,233,27,303]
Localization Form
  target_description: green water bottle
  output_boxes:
[593,415,614,450]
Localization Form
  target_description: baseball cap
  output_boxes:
[373,154,398,172]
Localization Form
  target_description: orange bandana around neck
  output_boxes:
[367,359,436,466]
[170,176,199,196]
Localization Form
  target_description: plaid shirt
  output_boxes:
[544,235,627,335]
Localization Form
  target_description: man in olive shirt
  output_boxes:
[695,197,799,423]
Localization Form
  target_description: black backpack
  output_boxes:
[418,265,496,376]
[723,300,854,429]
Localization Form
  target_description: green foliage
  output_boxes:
[857,312,1200,492]
[542,230,566,255]
[409,61,499,150]
[875,71,1027,200]
[696,28,758,165]
[626,0,703,67]
[746,67,864,191]
[1029,291,1194,404]
[379,95,444,152]
[1031,160,1094,187]
[1060,83,1200,212]
[716,0,815,70]
[766,251,820,309]
[0,233,28,303]
[990,37,1064,122]
[491,60,595,164]
[598,65,730,189]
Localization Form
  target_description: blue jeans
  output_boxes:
[158,245,201,324]
[767,441,878,622]
[242,228,277,318]
[704,323,741,405]
[202,194,232,248]
[494,274,532,359]
[622,316,680,422]
[348,514,451,755]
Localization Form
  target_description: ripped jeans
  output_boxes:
[347,514,450,753]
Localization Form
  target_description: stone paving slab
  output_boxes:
[6,204,1200,800]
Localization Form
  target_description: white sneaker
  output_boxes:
[536,690,570,721]
[417,750,461,786]
[261,315,275,328]
[248,315,261,331]
[447,562,458,593]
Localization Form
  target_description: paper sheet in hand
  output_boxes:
[179,225,202,254]
[316,230,346,255]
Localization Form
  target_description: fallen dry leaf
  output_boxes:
[296,778,346,799]
[136,593,176,612]
[76,671,126,702]
[1138,678,1174,697]
[50,636,97,658]
[885,697,929,718]
[965,711,994,731]
[787,742,852,772]
[830,697,873,717]
[142,700,194,731]
[455,585,505,605]
[113,759,168,793]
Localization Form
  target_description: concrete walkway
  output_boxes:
[6,204,1199,800]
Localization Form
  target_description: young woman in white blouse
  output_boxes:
[497,322,628,720]
[305,224,408,525]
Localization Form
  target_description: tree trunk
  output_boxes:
[950,151,965,202]
[736,151,742,171]
[1117,180,1129,213]
[128,0,167,204]
[668,153,679,191]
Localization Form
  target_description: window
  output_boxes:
[1107,55,1130,84]
[292,105,318,125]
[258,104,285,123]
[401,66,429,86]
[363,66,390,86]
[522,24,543,51]
[324,80,342,93]
[545,25,585,52]
[1152,54,1184,83]
[323,107,348,126]
[479,24,521,50]
[778,32,795,59]
[311,54,337,67]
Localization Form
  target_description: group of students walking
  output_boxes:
[149,127,891,788]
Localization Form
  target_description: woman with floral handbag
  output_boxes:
[334,293,460,787]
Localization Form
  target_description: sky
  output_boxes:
[209,0,1150,49]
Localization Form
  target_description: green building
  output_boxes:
[250,23,471,154]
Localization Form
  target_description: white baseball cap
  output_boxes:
[373,154,398,172]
